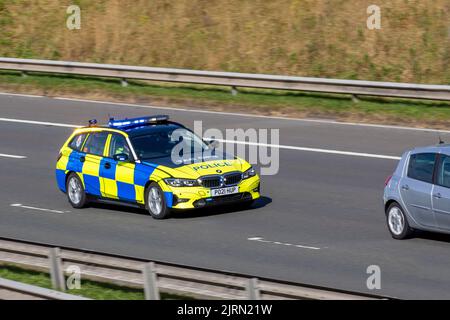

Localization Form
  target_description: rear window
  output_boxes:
[68,133,87,151]
[82,132,109,156]
[407,153,436,183]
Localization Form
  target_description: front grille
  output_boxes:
[223,172,242,186]
[199,172,242,188]
[200,176,221,188]
[193,192,252,207]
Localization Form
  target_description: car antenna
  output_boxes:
[438,133,445,145]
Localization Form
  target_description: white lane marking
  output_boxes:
[10,203,69,214]
[0,117,80,128]
[0,92,45,98]
[248,237,321,250]
[0,91,447,133]
[218,139,401,160]
[0,117,401,160]
[0,153,27,159]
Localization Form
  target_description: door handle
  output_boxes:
[433,193,442,199]
[79,156,85,163]
[401,184,409,191]
[104,162,111,169]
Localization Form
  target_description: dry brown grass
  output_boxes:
[1,0,449,83]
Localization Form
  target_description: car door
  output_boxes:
[399,152,436,228]
[102,133,136,202]
[431,153,450,230]
[80,131,109,197]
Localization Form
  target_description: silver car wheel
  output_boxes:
[388,206,405,236]
[148,186,163,215]
[68,176,82,205]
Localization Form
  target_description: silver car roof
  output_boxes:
[409,144,450,155]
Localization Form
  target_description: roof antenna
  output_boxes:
[438,133,445,145]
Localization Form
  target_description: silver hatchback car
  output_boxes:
[384,144,450,239]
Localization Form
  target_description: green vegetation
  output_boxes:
[0,0,449,84]
[1,71,450,129]
[0,264,186,300]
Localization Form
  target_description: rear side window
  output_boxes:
[68,133,87,151]
[407,153,436,183]
[82,132,109,156]
[436,154,450,188]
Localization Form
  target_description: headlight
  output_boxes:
[242,167,256,180]
[164,178,201,187]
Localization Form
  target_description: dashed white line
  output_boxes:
[0,153,27,159]
[248,237,321,250]
[10,203,69,214]
[0,117,401,161]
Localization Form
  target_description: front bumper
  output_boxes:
[163,175,261,209]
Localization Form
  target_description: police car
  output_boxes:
[56,115,261,219]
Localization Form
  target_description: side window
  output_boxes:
[82,132,109,156]
[68,133,87,151]
[436,155,450,188]
[109,134,131,159]
[407,153,436,183]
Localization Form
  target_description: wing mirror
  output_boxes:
[205,139,220,149]
[113,153,129,162]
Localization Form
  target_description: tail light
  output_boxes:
[384,175,392,186]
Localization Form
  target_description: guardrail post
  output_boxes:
[231,86,238,96]
[20,71,27,78]
[351,94,359,103]
[121,78,129,87]
[246,278,261,300]
[48,247,66,292]
[143,262,160,300]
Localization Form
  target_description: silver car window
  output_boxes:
[436,155,450,188]
[407,153,436,184]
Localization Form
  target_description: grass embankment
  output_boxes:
[0,0,449,84]
[1,71,450,129]
[0,264,186,300]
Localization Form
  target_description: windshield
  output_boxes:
[131,127,209,160]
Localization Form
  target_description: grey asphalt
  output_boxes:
[1,93,450,299]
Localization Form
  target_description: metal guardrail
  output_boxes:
[0,237,392,300]
[0,277,90,300]
[0,57,449,101]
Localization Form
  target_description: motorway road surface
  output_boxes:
[1,93,450,299]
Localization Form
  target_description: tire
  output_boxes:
[66,173,88,208]
[386,202,414,240]
[145,182,171,219]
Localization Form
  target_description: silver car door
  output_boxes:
[399,152,436,228]
[432,154,450,230]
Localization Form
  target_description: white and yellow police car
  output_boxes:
[56,115,261,219]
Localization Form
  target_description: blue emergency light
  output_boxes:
[108,115,169,128]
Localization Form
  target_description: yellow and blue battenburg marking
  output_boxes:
[55,127,174,207]
[56,150,173,207]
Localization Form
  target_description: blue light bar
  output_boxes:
[108,115,169,128]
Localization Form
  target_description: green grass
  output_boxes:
[0,264,187,300]
[1,70,450,128]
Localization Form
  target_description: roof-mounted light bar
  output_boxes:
[108,115,169,128]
